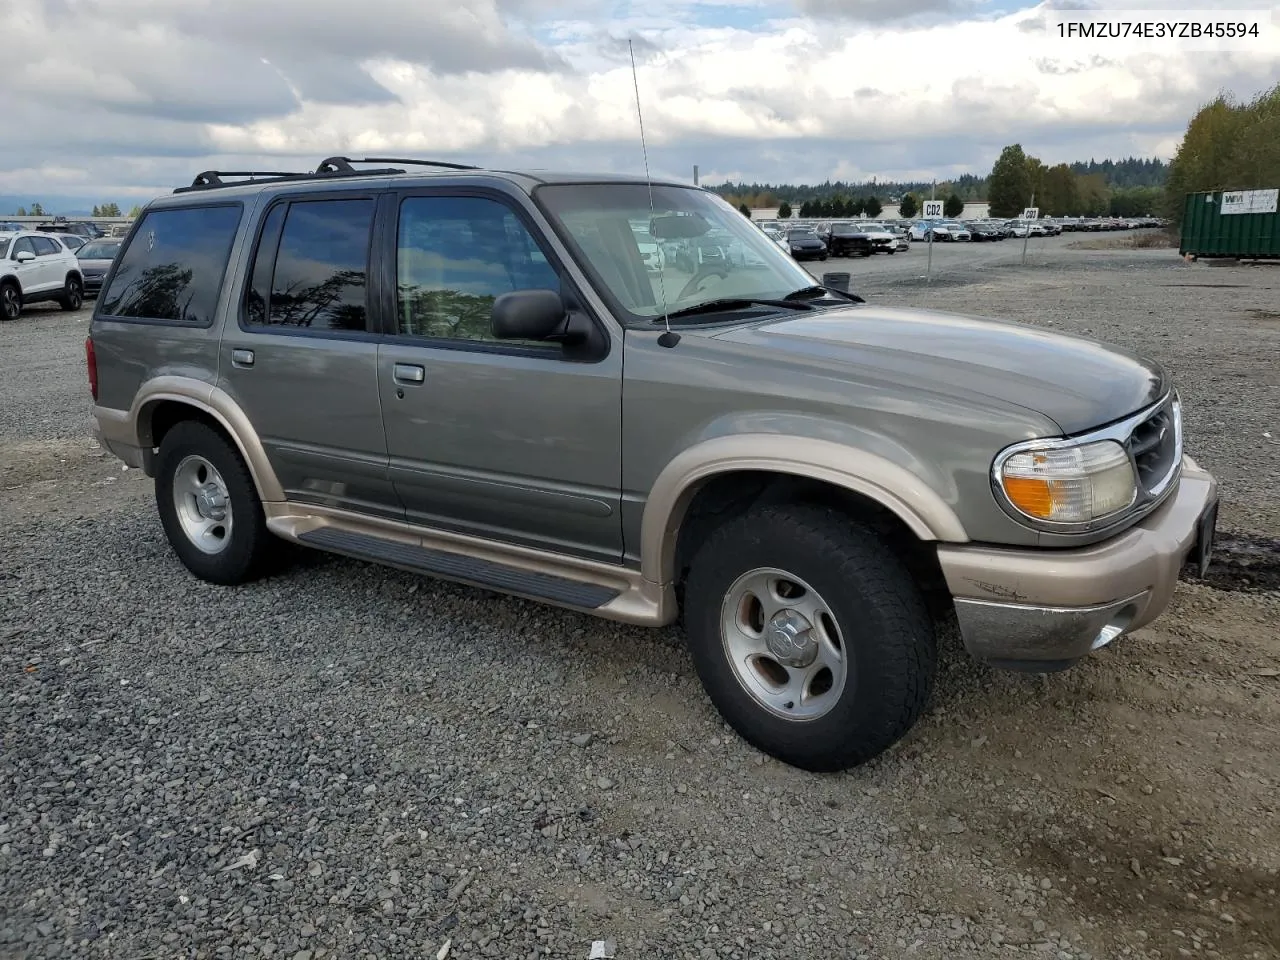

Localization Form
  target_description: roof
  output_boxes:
[160,156,695,203]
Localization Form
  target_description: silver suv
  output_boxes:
[87,156,1219,771]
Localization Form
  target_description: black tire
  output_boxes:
[59,275,83,311]
[683,504,936,772]
[154,420,277,585]
[0,282,21,321]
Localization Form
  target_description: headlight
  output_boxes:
[995,439,1136,525]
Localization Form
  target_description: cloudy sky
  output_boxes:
[2,0,1277,206]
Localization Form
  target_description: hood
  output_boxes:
[709,303,1166,434]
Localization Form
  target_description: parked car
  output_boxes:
[780,227,829,261]
[814,221,875,257]
[761,227,790,254]
[0,230,85,319]
[883,223,911,251]
[87,156,1218,773]
[855,223,902,254]
[35,217,103,239]
[49,232,86,252]
[907,219,935,241]
[938,221,971,241]
[1006,220,1047,238]
[75,237,123,296]
[966,221,1003,242]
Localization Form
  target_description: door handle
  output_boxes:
[393,363,425,384]
[232,348,254,368]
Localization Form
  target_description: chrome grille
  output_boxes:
[1125,395,1181,498]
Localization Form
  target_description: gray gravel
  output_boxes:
[3,247,1278,960]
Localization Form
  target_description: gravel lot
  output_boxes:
[3,237,1278,960]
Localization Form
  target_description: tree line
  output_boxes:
[1165,81,1279,224]
[9,202,143,218]
[713,157,1165,213]
[984,146,1160,218]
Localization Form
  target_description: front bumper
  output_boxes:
[936,455,1217,669]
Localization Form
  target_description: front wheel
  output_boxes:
[683,504,937,772]
[154,420,279,585]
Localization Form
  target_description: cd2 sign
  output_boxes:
[922,200,944,218]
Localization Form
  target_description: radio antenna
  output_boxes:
[629,38,677,345]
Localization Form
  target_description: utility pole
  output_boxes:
[1021,190,1035,265]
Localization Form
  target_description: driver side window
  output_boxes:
[395,195,560,346]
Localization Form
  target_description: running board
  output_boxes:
[296,527,622,610]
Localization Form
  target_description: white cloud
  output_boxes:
[0,0,1275,206]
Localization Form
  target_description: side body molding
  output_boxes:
[109,375,286,503]
[639,434,969,587]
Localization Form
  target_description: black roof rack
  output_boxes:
[174,156,481,194]
[176,170,314,193]
[324,156,479,172]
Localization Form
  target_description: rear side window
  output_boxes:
[32,236,60,256]
[99,204,242,324]
[244,198,373,331]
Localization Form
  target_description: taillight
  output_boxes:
[85,336,98,401]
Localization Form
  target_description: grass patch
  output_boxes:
[1067,228,1178,251]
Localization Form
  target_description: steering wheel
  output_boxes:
[676,263,730,300]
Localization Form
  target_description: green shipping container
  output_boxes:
[1180,188,1280,259]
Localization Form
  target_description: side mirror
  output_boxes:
[15,251,35,264]
[491,289,566,341]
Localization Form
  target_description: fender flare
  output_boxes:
[639,434,968,585]
[130,376,286,502]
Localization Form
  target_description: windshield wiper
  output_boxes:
[783,284,865,304]
[659,298,815,321]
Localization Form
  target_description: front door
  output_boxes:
[10,237,53,295]
[217,193,400,520]
[376,190,624,563]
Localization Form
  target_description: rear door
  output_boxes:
[216,191,401,520]
[32,236,66,288]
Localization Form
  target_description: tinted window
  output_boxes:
[244,204,286,327]
[99,205,242,323]
[32,236,60,255]
[0,240,9,259]
[12,237,35,258]
[254,199,372,330]
[396,195,559,343]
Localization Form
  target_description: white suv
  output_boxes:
[0,231,85,320]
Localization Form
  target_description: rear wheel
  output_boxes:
[154,420,278,585]
[59,275,83,311]
[683,504,937,772]
[0,282,20,321]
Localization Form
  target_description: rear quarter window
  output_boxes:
[98,204,242,324]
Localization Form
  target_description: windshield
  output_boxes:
[535,183,817,321]
[78,239,121,259]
